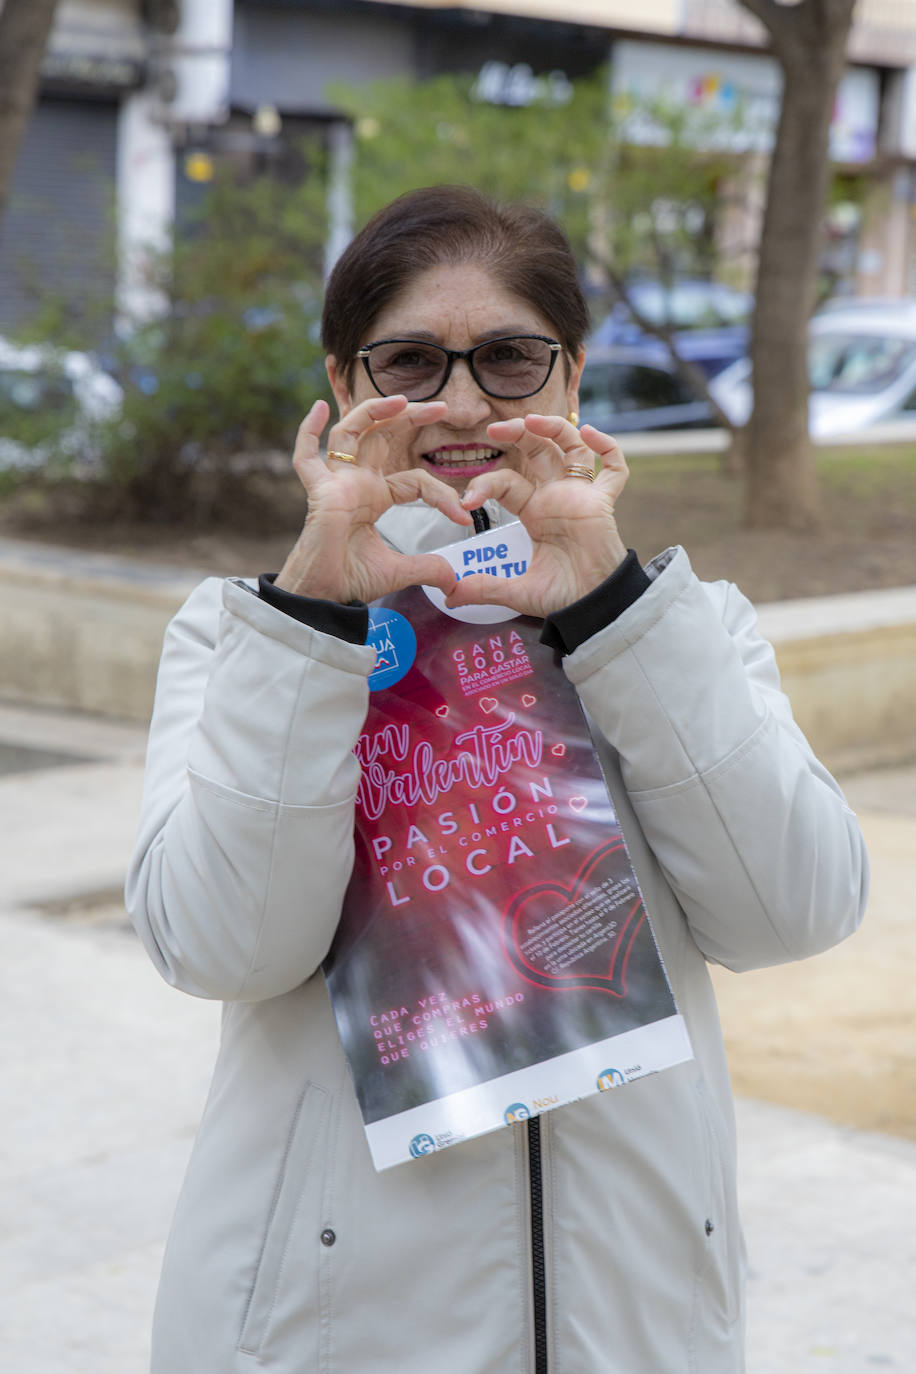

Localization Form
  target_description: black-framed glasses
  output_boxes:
[354,334,563,402]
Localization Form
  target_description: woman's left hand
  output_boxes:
[445,414,630,619]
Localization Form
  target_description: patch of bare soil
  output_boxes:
[710,780,916,1143]
[618,446,916,603]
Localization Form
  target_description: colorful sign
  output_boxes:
[323,522,692,1170]
[612,39,880,163]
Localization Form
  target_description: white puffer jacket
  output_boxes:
[127,504,867,1374]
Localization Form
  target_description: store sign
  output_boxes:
[611,40,879,164]
[41,50,144,91]
[472,61,574,108]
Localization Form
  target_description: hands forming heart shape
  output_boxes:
[275,397,630,619]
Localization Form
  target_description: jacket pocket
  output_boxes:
[694,1078,741,1332]
[238,1081,331,1359]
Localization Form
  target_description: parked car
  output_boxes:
[578,343,714,433]
[0,335,122,471]
[590,278,752,377]
[710,301,916,437]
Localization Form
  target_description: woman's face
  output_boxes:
[327,263,584,493]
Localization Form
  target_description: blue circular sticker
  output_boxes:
[409,1133,437,1158]
[367,608,417,691]
[504,1102,530,1124]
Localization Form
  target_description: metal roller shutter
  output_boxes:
[0,96,118,338]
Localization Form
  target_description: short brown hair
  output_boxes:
[321,185,589,378]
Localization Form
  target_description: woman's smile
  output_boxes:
[420,442,506,479]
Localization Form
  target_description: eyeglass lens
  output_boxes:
[364,336,556,400]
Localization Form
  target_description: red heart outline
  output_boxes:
[479,697,499,714]
[521,693,537,707]
[503,839,645,997]
[435,704,449,718]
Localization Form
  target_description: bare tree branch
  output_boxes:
[803,0,857,50]
[733,0,799,54]
[587,244,737,432]
[733,0,783,25]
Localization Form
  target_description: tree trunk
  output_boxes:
[0,0,61,226]
[738,0,856,529]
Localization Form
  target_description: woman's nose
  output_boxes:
[439,359,492,422]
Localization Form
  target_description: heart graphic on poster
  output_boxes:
[551,743,566,758]
[569,796,588,812]
[521,694,537,707]
[479,697,499,714]
[504,840,645,996]
[435,705,449,718]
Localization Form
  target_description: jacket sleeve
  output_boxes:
[125,577,375,1001]
[564,547,869,973]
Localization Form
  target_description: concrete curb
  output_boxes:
[0,536,913,772]
[756,585,916,773]
[622,419,916,456]
[0,538,203,722]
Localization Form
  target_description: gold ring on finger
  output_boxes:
[564,463,595,482]
[328,450,358,464]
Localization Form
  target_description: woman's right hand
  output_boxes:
[275,397,472,605]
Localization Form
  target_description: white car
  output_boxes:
[0,335,122,470]
[710,301,916,438]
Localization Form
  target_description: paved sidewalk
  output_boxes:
[1,704,914,1372]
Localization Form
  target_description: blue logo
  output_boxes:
[367,608,417,691]
[597,1068,625,1091]
[409,1133,437,1158]
[504,1102,530,1124]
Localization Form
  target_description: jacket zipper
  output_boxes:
[527,1116,548,1374]
[474,502,545,1368]
[473,498,545,1365]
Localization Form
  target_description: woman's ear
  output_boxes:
[567,348,586,417]
[326,357,352,417]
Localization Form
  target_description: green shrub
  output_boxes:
[91,164,329,524]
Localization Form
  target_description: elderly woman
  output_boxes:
[127,185,867,1374]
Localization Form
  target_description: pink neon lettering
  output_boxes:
[355,714,543,820]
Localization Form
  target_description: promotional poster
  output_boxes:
[323,522,692,1170]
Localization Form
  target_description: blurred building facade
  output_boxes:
[2,0,916,334]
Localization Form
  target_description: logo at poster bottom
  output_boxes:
[367,608,417,690]
[409,1132,437,1158]
[504,1102,531,1123]
[597,1068,626,1091]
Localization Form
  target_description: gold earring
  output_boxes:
[568,410,579,426]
